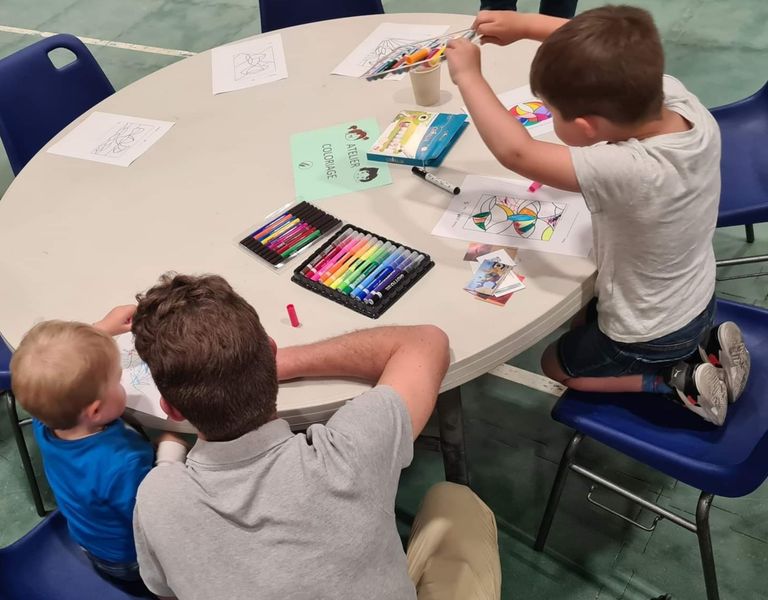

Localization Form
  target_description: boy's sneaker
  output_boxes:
[668,362,727,426]
[699,321,750,403]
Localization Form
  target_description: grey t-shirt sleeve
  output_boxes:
[322,385,413,506]
[570,142,651,214]
[133,488,175,598]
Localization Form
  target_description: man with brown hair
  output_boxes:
[445,6,750,425]
[130,273,501,600]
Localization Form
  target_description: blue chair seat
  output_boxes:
[1,336,10,391]
[0,511,146,599]
[552,299,768,498]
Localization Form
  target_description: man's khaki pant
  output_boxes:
[407,482,502,600]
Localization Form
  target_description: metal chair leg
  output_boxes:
[534,431,584,551]
[696,492,720,600]
[745,223,755,244]
[4,391,47,516]
[436,387,469,486]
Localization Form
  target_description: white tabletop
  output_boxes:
[0,13,595,431]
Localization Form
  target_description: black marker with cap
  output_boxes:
[411,166,461,195]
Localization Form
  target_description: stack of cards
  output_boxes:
[463,244,525,306]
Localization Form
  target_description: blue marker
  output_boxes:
[358,251,413,301]
[366,254,425,305]
[351,246,407,300]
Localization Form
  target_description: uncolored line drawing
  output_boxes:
[234,47,276,80]
[92,122,153,156]
[360,38,418,68]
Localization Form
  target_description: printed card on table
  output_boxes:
[211,34,288,94]
[462,84,555,139]
[290,118,392,202]
[47,112,174,167]
[332,23,449,79]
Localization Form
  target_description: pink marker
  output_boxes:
[286,304,300,328]
[528,181,543,193]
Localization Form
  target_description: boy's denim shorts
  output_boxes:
[557,295,716,378]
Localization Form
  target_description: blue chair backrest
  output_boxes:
[0,34,114,175]
[259,0,384,33]
[0,512,144,599]
[1,335,11,392]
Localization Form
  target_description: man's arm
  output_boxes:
[446,40,580,191]
[276,325,449,438]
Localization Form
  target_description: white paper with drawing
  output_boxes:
[211,34,288,94]
[462,84,555,138]
[47,112,174,167]
[332,23,449,79]
[117,333,166,421]
[432,176,593,257]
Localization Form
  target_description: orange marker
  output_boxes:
[405,47,430,64]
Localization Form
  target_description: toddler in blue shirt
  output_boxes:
[11,306,187,593]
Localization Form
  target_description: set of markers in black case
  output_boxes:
[239,201,341,269]
[291,225,434,319]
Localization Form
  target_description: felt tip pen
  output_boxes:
[281,230,322,258]
[340,241,394,294]
[301,230,354,277]
[362,253,419,304]
[333,240,385,291]
[358,251,413,300]
[351,247,408,299]
[320,234,372,283]
[411,166,460,195]
[367,255,426,305]
[310,231,361,280]
[325,237,377,287]
[528,181,543,193]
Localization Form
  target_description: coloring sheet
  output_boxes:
[117,333,166,421]
[432,175,593,257]
[211,34,288,94]
[463,84,555,138]
[47,112,174,167]
[332,23,449,79]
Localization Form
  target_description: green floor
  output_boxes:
[1,1,766,598]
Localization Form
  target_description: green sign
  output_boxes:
[291,119,392,202]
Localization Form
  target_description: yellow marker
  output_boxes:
[428,47,445,67]
[260,217,300,244]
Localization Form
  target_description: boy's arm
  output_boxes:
[276,325,449,438]
[446,40,580,192]
[93,305,136,336]
[473,10,568,44]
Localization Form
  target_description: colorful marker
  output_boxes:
[331,240,384,291]
[326,236,378,288]
[339,241,394,295]
[355,249,411,300]
[301,230,355,277]
[350,246,407,299]
[367,254,426,305]
[319,234,372,283]
[311,231,364,281]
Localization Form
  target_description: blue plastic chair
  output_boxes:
[0,511,148,599]
[534,299,768,600]
[710,82,768,273]
[1,338,48,516]
[0,33,114,175]
[259,0,384,33]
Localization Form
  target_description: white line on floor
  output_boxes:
[0,24,195,57]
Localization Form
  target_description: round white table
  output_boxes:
[0,14,595,435]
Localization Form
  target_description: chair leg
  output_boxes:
[436,387,469,486]
[4,391,47,516]
[534,431,584,551]
[696,492,720,600]
[745,224,755,244]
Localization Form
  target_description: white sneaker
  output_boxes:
[671,363,728,426]
[699,322,751,403]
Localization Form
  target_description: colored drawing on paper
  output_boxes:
[121,347,153,391]
[509,101,552,128]
[465,194,565,242]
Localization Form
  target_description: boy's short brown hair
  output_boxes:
[132,273,277,442]
[11,321,118,430]
[530,5,664,124]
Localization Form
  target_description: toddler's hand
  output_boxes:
[94,304,136,336]
[445,39,482,86]
[473,10,528,46]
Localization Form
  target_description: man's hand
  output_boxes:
[473,10,529,46]
[445,38,482,87]
[93,305,136,336]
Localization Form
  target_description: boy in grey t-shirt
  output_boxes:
[446,6,750,425]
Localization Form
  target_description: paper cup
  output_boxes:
[409,63,441,106]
